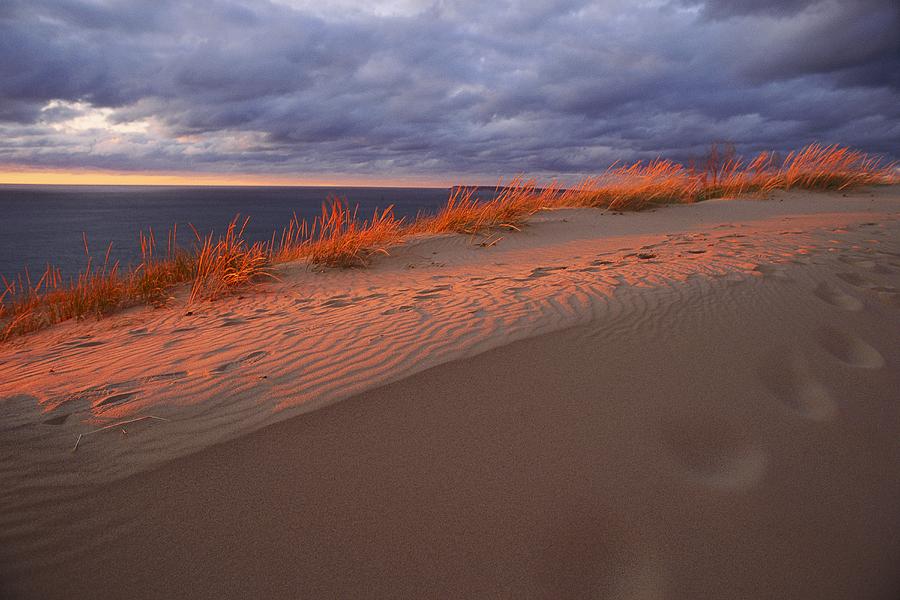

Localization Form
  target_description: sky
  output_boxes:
[0,0,897,186]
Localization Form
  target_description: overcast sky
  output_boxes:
[1,0,897,184]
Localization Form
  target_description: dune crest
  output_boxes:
[1,186,899,598]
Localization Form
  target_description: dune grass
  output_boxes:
[189,217,272,303]
[295,202,406,268]
[411,178,560,236]
[1,143,895,341]
[1,228,195,339]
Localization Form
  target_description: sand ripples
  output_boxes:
[1,195,899,586]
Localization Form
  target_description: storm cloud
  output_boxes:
[1,0,897,182]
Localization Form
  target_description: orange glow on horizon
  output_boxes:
[0,168,451,188]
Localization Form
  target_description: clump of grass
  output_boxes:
[557,143,895,210]
[190,217,272,302]
[558,160,701,210]
[412,178,559,235]
[294,198,405,268]
[0,262,122,339]
[1,143,895,341]
[764,144,892,191]
[0,227,198,340]
[132,226,196,304]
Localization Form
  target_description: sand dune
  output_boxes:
[1,186,899,598]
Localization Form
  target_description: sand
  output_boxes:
[1,186,899,598]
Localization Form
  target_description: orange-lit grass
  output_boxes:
[558,159,702,210]
[411,178,560,235]
[558,143,895,210]
[276,199,406,268]
[1,143,895,340]
[190,217,272,303]
[1,228,195,340]
[763,144,892,192]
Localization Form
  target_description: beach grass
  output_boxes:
[1,143,895,340]
[189,217,272,303]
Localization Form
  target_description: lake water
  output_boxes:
[0,184,480,283]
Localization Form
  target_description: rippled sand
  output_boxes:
[2,186,899,599]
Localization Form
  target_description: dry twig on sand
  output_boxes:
[71,415,169,453]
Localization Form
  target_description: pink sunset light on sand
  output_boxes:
[1,1,899,599]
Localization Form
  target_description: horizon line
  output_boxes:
[0,168,459,189]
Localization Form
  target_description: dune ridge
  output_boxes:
[1,186,899,598]
[2,144,894,340]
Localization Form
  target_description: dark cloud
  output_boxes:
[687,0,824,19]
[0,0,897,182]
[690,0,898,25]
[730,1,900,86]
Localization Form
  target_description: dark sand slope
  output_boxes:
[5,259,900,600]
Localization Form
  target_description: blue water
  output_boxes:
[0,184,486,283]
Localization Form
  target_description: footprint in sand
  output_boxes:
[754,264,791,281]
[61,338,105,348]
[414,285,451,301]
[321,297,354,308]
[838,256,877,270]
[758,348,837,421]
[414,293,442,301]
[76,340,105,348]
[220,317,248,327]
[381,305,415,315]
[835,272,876,289]
[472,277,511,287]
[813,281,863,311]
[144,371,189,383]
[96,391,138,408]
[527,266,568,279]
[815,326,884,369]
[663,422,768,491]
[212,350,269,374]
[42,413,70,425]
[718,272,747,286]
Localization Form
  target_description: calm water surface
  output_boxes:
[0,184,481,282]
